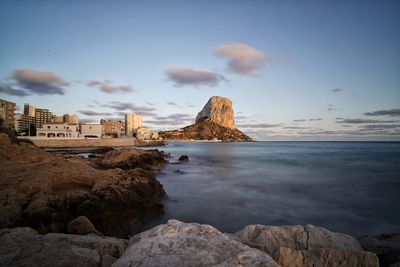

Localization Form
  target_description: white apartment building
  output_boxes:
[136,127,151,140]
[80,124,104,138]
[125,113,143,137]
[37,123,80,138]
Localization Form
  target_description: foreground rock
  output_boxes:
[0,227,128,267]
[113,219,280,267]
[238,224,379,267]
[196,96,236,129]
[0,133,167,237]
[358,233,400,266]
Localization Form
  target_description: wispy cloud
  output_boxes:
[101,101,157,116]
[87,80,134,93]
[336,118,397,124]
[167,101,178,106]
[293,119,306,122]
[237,123,279,128]
[78,110,112,116]
[12,69,69,95]
[309,118,322,121]
[145,113,194,126]
[166,67,226,87]
[0,82,30,96]
[364,108,400,117]
[216,43,269,76]
[331,88,343,92]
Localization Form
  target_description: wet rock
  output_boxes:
[0,227,127,267]
[67,216,102,235]
[178,155,189,161]
[238,224,379,267]
[358,233,400,267]
[113,219,280,267]
[174,169,185,174]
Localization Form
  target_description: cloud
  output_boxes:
[101,101,157,116]
[145,113,194,126]
[283,126,311,130]
[293,119,306,122]
[337,118,397,124]
[309,118,322,121]
[331,88,343,92]
[359,124,400,130]
[364,108,400,117]
[166,67,226,87]
[13,69,69,95]
[216,44,269,76]
[87,80,134,93]
[0,82,30,96]
[78,110,112,116]
[79,118,99,124]
[237,123,279,128]
[167,101,178,106]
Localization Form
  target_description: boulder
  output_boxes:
[67,216,102,235]
[0,227,128,267]
[358,233,400,267]
[113,219,280,267]
[178,155,189,161]
[196,96,236,129]
[238,224,379,267]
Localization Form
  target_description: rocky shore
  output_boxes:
[1,132,399,266]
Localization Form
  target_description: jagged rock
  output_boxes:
[238,224,379,267]
[196,96,236,129]
[67,216,102,235]
[113,219,280,267]
[0,133,166,237]
[0,227,128,267]
[358,233,400,267]
[178,155,189,161]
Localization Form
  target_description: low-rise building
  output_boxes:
[100,119,124,137]
[80,124,104,138]
[136,127,151,140]
[63,114,79,124]
[37,123,79,138]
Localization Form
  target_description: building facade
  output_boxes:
[0,98,16,127]
[125,113,143,137]
[37,123,80,138]
[24,103,36,117]
[35,108,52,128]
[80,124,104,138]
[63,114,79,124]
[100,119,124,137]
[15,114,36,136]
[136,127,151,140]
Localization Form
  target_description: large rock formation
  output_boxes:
[113,219,280,267]
[0,133,167,237]
[358,233,400,267]
[196,96,235,129]
[238,224,379,267]
[160,96,252,141]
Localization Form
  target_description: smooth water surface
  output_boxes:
[139,141,400,237]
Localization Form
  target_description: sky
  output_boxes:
[0,0,399,140]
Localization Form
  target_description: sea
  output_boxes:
[137,141,400,237]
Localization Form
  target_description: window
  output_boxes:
[47,126,50,129]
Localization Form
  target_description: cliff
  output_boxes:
[160,96,252,141]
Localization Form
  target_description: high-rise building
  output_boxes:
[14,113,36,136]
[35,108,52,128]
[24,103,36,117]
[125,114,143,136]
[0,98,16,127]
[63,114,79,124]
[100,119,124,137]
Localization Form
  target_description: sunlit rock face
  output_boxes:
[196,96,235,129]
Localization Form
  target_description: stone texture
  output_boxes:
[67,216,102,235]
[113,219,280,267]
[0,227,128,267]
[358,233,400,267]
[0,133,166,237]
[196,96,236,129]
[238,224,379,267]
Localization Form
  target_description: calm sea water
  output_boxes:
[138,141,400,237]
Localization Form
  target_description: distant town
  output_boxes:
[0,98,159,140]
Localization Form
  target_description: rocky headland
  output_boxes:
[159,96,252,141]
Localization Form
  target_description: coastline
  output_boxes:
[1,133,398,266]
